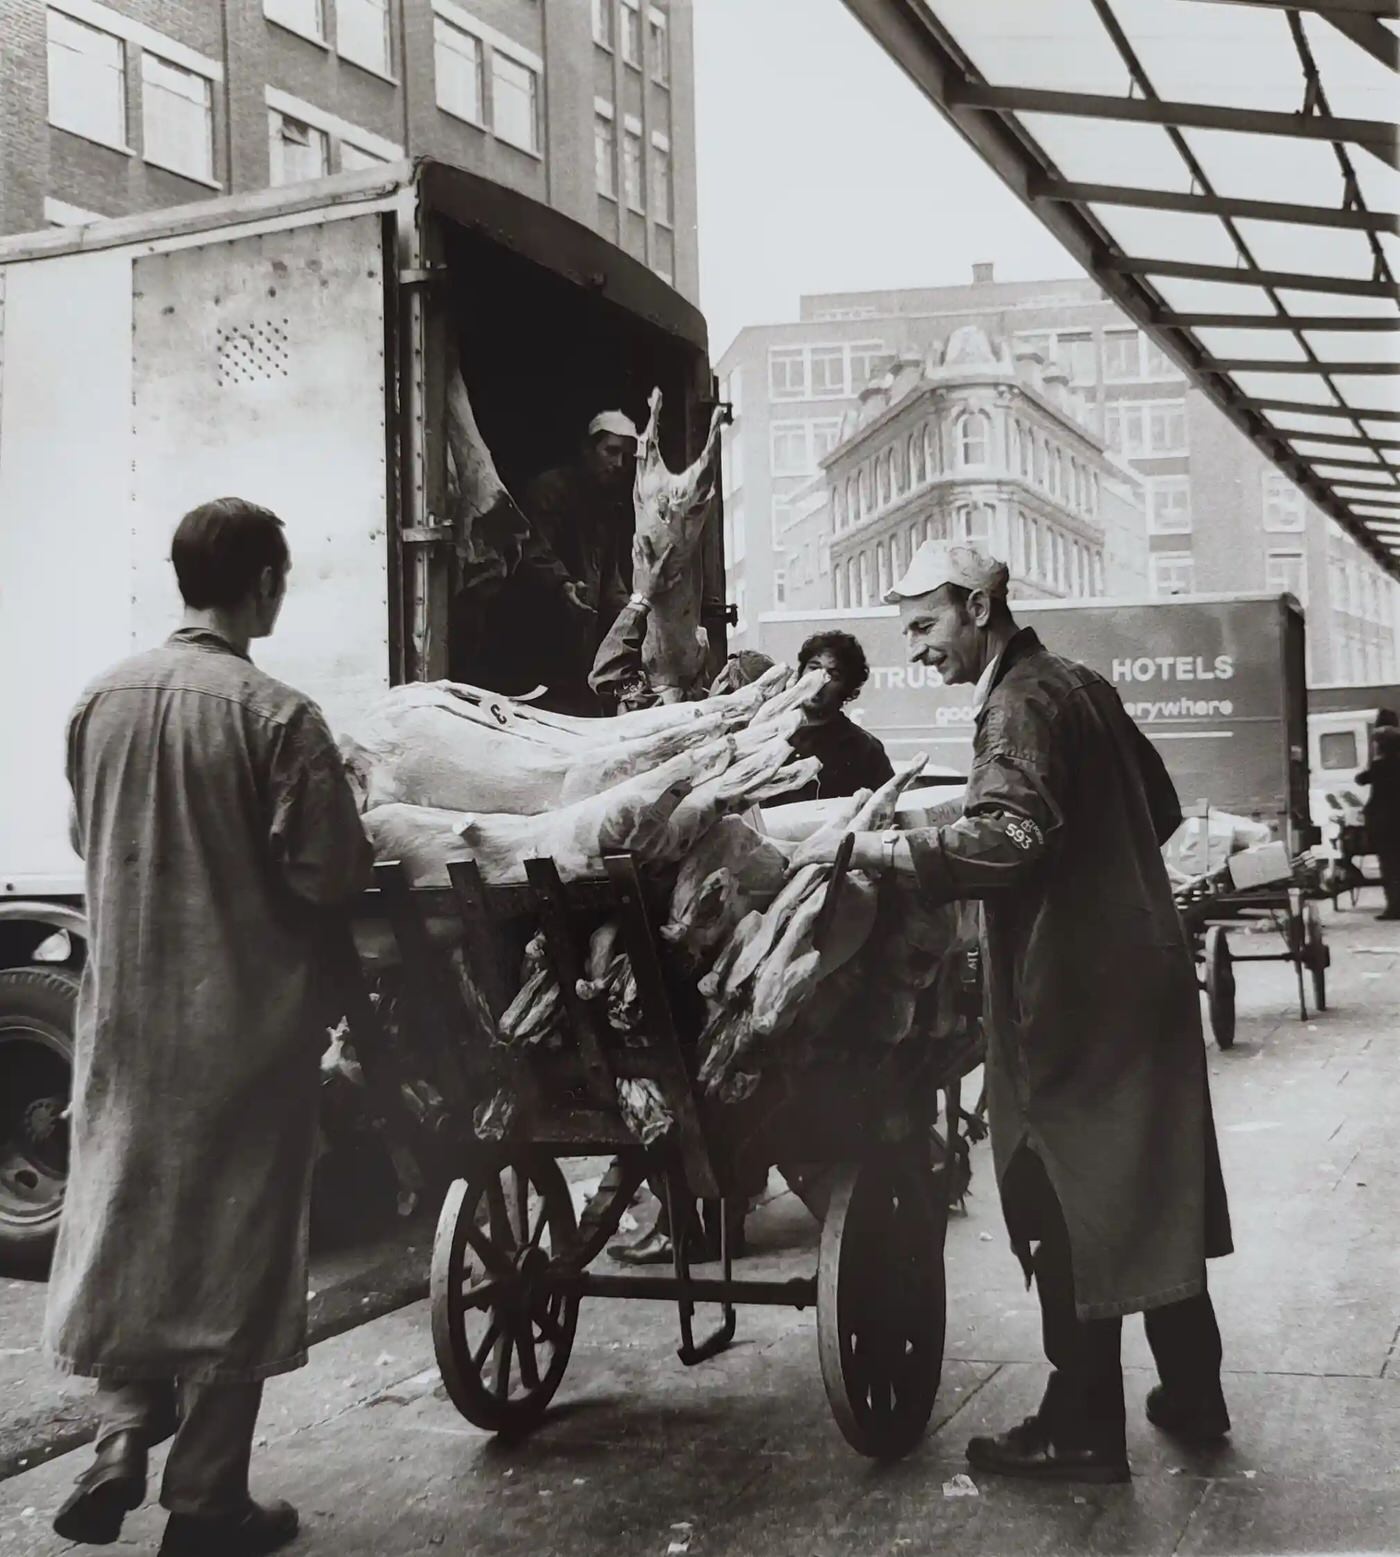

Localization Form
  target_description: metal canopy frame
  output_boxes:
[840,0,1400,578]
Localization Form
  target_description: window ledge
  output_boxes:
[594,38,614,53]
[498,137,544,163]
[341,52,400,87]
[50,121,135,157]
[267,16,331,51]
[653,216,673,231]
[598,187,618,202]
[626,201,647,216]
[436,101,487,133]
[143,154,223,191]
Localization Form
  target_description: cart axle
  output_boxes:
[557,1272,818,1310]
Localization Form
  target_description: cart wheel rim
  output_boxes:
[430,1157,579,1432]
[817,1156,946,1459]
[1204,927,1236,1048]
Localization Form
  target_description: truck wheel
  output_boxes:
[0,967,77,1265]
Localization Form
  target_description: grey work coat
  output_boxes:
[906,629,1232,1319]
[44,630,371,1383]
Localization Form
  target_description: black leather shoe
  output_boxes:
[158,1497,299,1556]
[610,1228,677,1265]
[967,1416,1130,1484]
[1146,1384,1231,1442]
[53,1430,147,1545]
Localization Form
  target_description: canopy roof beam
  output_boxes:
[1032,177,1399,234]
[1204,357,1400,373]
[1112,255,1400,298]
[953,82,1400,167]
[1155,311,1400,330]
[1247,397,1400,420]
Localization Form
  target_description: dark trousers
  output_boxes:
[1012,1150,1223,1453]
[1376,842,1400,914]
[94,1379,264,1517]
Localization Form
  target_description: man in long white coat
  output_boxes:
[46,498,371,1555]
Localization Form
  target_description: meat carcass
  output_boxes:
[444,357,532,598]
[632,387,725,700]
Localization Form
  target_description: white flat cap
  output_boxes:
[885,540,1010,603]
[587,410,639,441]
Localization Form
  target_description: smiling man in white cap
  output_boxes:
[513,409,640,712]
[804,538,1233,1484]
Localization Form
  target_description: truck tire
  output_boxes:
[0,967,77,1266]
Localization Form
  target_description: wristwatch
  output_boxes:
[629,592,650,609]
[880,828,901,873]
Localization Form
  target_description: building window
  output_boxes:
[592,0,614,49]
[730,502,745,563]
[954,503,993,544]
[1034,436,1048,486]
[1147,402,1187,455]
[141,54,213,183]
[820,539,832,576]
[1262,470,1306,531]
[1266,548,1306,602]
[734,580,747,634]
[832,488,845,531]
[337,0,391,75]
[858,552,871,605]
[649,7,670,84]
[650,134,672,224]
[848,341,884,392]
[925,421,941,476]
[1061,333,1097,386]
[1141,334,1181,380]
[810,346,846,397]
[493,53,539,154]
[957,410,990,468]
[724,431,743,495]
[1050,446,1063,500]
[1147,476,1192,534]
[47,9,126,150]
[620,120,645,208]
[771,423,810,477]
[265,0,325,41]
[812,419,842,464]
[1103,330,1139,382]
[435,18,484,124]
[769,347,807,400]
[268,110,329,184]
[774,569,788,607]
[1151,552,1195,597]
[721,367,742,417]
[620,0,642,64]
[594,108,616,197]
[910,431,925,487]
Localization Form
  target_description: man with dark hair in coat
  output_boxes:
[801,541,1232,1483]
[46,498,371,1554]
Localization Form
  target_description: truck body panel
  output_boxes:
[757,593,1310,845]
[1,160,717,902]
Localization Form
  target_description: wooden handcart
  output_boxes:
[341,847,983,1460]
[1174,858,1329,1049]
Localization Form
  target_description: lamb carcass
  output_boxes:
[632,387,725,701]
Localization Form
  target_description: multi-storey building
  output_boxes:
[1,0,697,298]
[717,267,1399,682]
[812,325,1145,614]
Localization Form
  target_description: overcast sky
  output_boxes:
[691,0,1085,358]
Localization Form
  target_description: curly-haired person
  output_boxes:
[780,629,894,801]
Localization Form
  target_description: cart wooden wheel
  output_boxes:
[1304,904,1328,1012]
[816,1153,947,1460]
[430,1155,579,1435]
[1204,926,1236,1049]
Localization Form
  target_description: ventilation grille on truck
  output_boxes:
[215,321,290,387]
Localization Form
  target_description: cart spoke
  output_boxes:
[485,1176,514,1254]
[493,1330,514,1401]
[527,1200,550,1253]
[513,1170,530,1246]
[471,1317,502,1373]
[514,1317,541,1390]
[533,1306,565,1349]
[460,1218,511,1278]
[459,1273,506,1310]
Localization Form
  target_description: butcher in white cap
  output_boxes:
[514,409,641,712]
[806,535,1234,1486]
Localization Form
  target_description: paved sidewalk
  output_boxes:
[2,897,1396,1555]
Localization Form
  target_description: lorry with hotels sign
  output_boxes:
[756,593,1311,849]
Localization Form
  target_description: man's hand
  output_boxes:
[632,531,686,600]
[562,581,596,616]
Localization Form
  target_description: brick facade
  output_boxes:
[2,0,699,303]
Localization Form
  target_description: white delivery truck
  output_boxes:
[0,159,725,1259]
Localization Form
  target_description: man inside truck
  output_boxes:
[516,409,641,713]
[46,499,370,1556]
[800,541,1233,1484]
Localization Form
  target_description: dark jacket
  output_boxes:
[782,711,895,802]
[905,628,1232,1320]
[1358,728,1400,852]
[588,599,655,712]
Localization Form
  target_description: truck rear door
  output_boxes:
[128,212,396,732]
